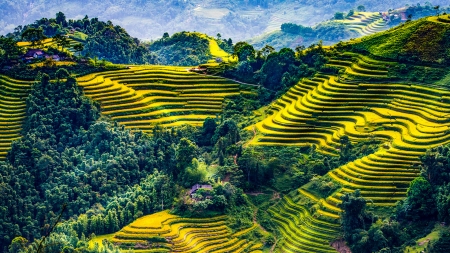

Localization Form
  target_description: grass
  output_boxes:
[88,234,114,251]
[404,224,445,252]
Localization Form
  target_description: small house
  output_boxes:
[189,184,212,198]
[22,49,46,62]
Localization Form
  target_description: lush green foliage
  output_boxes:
[9,13,154,64]
[214,41,328,103]
[148,32,211,66]
[0,36,24,68]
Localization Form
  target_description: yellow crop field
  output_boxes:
[17,37,81,55]
[0,76,32,160]
[76,65,256,131]
[248,51,450,252]
[89,210,263,253]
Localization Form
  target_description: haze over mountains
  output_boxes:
[1,0,449,41]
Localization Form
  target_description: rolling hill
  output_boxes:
[249,11,389,50]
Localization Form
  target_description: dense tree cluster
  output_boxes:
[148,32,211,66]
[216,41,329,104]
[0,36,24,68]
[7,12,154,64]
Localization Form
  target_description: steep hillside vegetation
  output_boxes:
[249,4,450,50]
[148,32,234,66]
[348,16,450,64]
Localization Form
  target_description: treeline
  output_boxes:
[215,41,330,104]
[148,32,211,66]
[281,22,352,41]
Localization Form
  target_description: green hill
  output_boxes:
[249,12,387,50]
[347,15,450,64]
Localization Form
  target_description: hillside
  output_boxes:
[247,16,450,252]
[76,65,254,131]
[89,210,264,252]
[348,16,450,64]
[147,32,234,66]
[3,10,450,253]
[249,11,387,50]
[249,4,450,50]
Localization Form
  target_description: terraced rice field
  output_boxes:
[76,66,255,131]
[249,51,450,252]
[92,210,263,253]
[338,12,388,36]
[0,75,32,160]
[18,37,82,54]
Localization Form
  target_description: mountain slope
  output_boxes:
[248,17,450,252]
[348,16,450,64]
[249,12,387,50]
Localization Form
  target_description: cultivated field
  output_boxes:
[89,210,263,253]
[76,66,255,131]
[18,37,82,54]
[248,50,450,252]
[338,12,388,36]
[0,75,32,160]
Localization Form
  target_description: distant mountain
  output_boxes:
[249,4,450,50]
[1,0,449,41]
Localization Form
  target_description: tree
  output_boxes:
[21,28,47,47]
[233,42,255,62]
[73,43,84,56]
[357,5,366,12]
[0,36,24,67]
[217,33,221,40]
[434,5,440,16]
[404,177,437,221]
[347,9,355,18]
[8,237,28,253]
[199,117,217,146]
[176,138,198,172]
[56,12,67,26]
[260,45,275,58]
[334,12,345,20]
[341,190,370,237]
